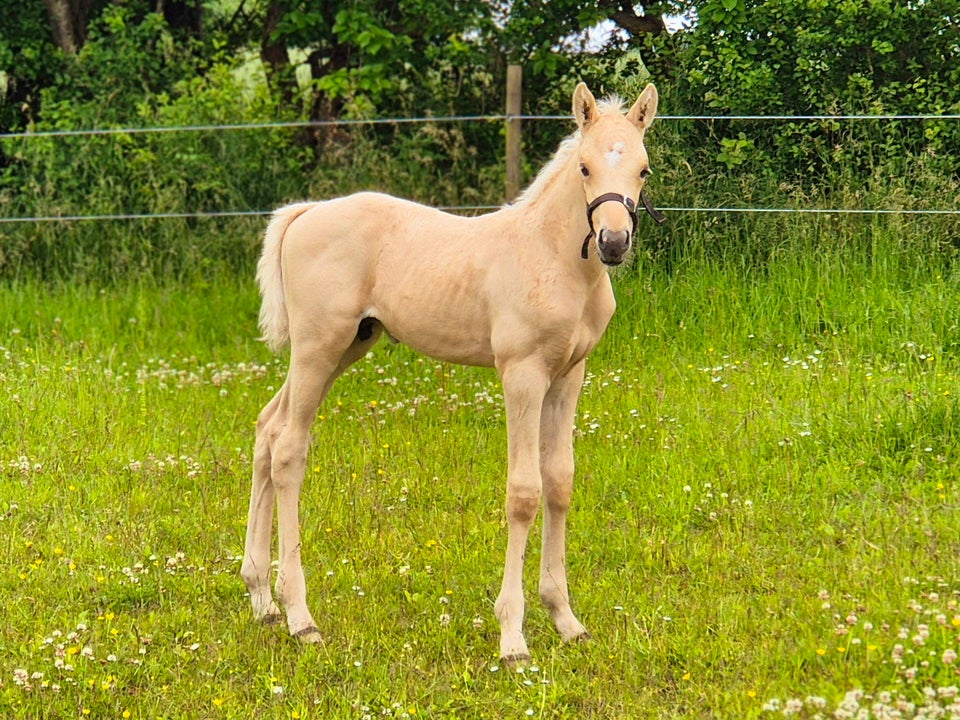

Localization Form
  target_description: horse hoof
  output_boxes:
[293,626,323,644]
[260,612,283,626]
[500,652,532,667]
[559,626,591,644]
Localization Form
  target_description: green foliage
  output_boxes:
[0,42,313,279]
[38,6,197,128]
[263,0,495,119]
[307,7,412,109]
[715,132,754,170]
[676,0,960,117]
[0,1,67,132]
[660,0,960,185]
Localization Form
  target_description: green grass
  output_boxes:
[1,223,959,719]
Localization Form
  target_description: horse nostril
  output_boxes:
[600,229,629,247]
[597,230,631,264]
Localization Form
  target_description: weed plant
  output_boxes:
[1,212,959,718]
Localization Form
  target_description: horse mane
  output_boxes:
[512,96,626,208]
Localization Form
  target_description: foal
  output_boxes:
[241,81,659,661]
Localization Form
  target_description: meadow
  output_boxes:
[1,212,959,718]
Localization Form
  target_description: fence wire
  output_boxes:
[4,206,960,225]
[3,112,960,140]
[2,112,958,224]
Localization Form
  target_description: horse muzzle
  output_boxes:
[597,228,631,266]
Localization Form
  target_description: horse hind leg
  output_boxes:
[260,319,384,642]
[241,392,284,626]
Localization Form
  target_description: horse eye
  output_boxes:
[580,164,590,178]
[640,167,652,179]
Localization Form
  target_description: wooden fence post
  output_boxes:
[505,64,522,202]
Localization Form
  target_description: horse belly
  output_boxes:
[397,319,496,367]
[372,266,496,367]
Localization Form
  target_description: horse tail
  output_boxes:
[256,201,316,352]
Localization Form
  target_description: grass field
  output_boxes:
[1,218,959,718]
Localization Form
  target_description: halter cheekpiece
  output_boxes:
[580,190,666,260]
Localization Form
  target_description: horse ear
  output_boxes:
[626,83,659,130]
[572,82,599,130]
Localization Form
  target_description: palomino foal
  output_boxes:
[241,81,659,661]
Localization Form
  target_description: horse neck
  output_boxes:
[516,153,600,275]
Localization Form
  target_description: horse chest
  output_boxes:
[564,312,608,371]
[570,277,617,363]
[526,281,614,376]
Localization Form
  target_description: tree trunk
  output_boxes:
[43,0,89,54]
[260,1,298,108]
[599,1,667,38]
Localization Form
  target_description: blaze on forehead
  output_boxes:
[605,141,626,167]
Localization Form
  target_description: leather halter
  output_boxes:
[580,190,666,260]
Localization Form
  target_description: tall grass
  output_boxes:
[1,213,958,718]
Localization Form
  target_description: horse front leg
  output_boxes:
[495,361,550,663]
[538,360,590,643]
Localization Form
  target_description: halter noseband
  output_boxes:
[580,190,666,260]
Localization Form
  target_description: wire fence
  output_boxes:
[3,112,959,224]
[4,112,960,140]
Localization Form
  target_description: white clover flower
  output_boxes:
[782,698,803,716]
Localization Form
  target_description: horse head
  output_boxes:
[573,82,659,266]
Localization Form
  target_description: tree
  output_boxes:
[246,0,495,121]
[601,0,670,36]
[0,0,211,134]
[666,0,960,116]
[652,0,960,183]
[42,0,96,54]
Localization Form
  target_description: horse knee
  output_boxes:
[506,486,542,525]
[544,483,572,515]
[541,461,573,514]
